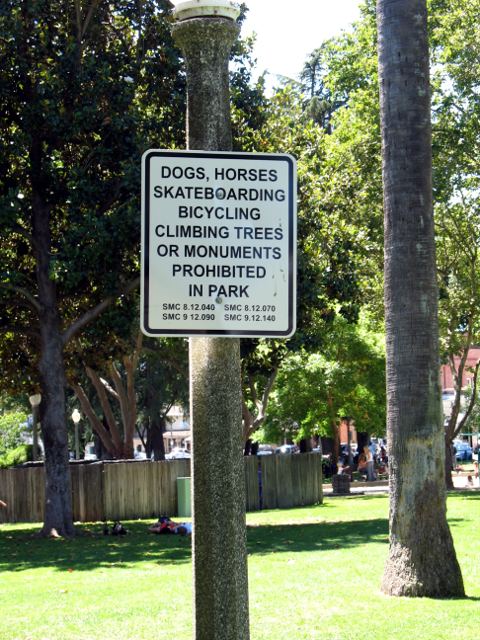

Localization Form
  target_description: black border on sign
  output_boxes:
[142,150,296,337]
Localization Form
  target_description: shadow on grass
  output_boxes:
[2,490,477,574]
[449,491,480,500]
[246,518,388,555]
[0,515,389,573]
[0,520,192,573]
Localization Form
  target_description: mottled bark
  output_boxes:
[173,16,250,640]
[32,191,74,538]
[172,18,238,152]
[377,0,463,596]
[189,338,249,640]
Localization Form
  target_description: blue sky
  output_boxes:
[242,0,362,88]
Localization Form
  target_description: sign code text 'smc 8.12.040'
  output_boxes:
[141,150,296,338]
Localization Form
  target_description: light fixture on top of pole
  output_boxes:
[28,393,41,462]
[171,0,240,21]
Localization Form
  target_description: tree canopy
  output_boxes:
[0,0,186,535]
[262,314,385,444]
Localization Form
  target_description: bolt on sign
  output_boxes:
[141,150,296,337]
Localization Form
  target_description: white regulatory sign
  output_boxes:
[141,150,296,337]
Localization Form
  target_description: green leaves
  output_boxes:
[0,0,184,389]
[263,314,386,443]
[0,410,28,458]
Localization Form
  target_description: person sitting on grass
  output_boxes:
[149,516,192,535]
[149,516,176,534]
[337,457,352,478]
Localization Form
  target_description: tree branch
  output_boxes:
[100,376,119,399]
[108,362,131,446]
[124,332,143,436]
[253,368,278,430]
[454,360,480,439]
[248,372,258,407]
[85,366,124,454]
[81,0,102,40]
[62,276,139,345]
[0,283,41,313]
[72,382,116,455]
[446,328,473,440]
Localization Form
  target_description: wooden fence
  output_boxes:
[0,454,323,524]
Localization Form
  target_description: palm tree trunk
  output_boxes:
[377,0,463,597]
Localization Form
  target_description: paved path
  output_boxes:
[323,473,480,495]
[451,472,480,490]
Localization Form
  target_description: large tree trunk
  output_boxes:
[33,190,74,538]
[38,332,74,537]
[377,0,464,596]
[147,416,167,461]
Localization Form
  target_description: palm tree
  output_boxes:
[377,0,464,597]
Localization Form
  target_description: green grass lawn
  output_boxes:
[1,493,479,640]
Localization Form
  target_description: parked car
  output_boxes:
[257,445,274,456]
[166,447,191,460]
[275,444,298,455]
[454,442,473,462]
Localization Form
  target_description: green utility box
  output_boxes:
[177,477,192,518]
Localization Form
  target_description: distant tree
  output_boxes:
[0,410,30,468]
[298,0,480,494]
[463,386,480,441]
[377,0,464,597]
[72,333,143,460]
[0,411,28,456]
[0,0,184,536]
[135,337,189,461]
[234,85,372,448]
[261,315,385,455]
[300,43,349,132]
[430,0,480,486]
[437,203,480,486]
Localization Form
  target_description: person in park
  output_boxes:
[357,450,367,477]
[148,516,192,535]
[364,445,376,481]
[0,500,6,509]
[337,456,353,478]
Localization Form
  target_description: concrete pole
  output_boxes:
[172,9,250,640]
[74,421,80,460]
[29,394,41,461]
[32,405,39,461]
